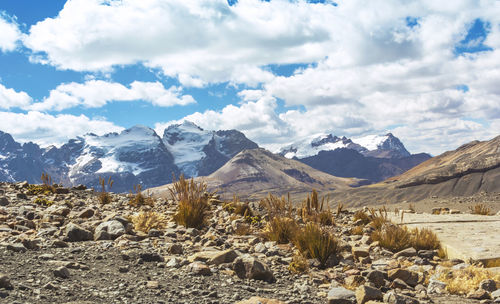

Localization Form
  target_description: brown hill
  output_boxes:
[327,135,500,207]
[149,148,366,200]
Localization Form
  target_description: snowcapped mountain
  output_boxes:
[279,132,410,159]
[163,121,258,177]
[0,122,258,192]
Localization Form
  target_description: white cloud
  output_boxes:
[0,13,21,52]
[29,80,195,111]
[0,111,124,147]
[0,83,32,109]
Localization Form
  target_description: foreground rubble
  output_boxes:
[0,181,498,303]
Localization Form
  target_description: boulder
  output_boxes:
[186,262,212,276]
[479,279,497,292]
[366,270,386,288]
[388,269,419,287]
[0,274,13,290]
[233,255,275,282]
[53,266,70,279]
[355,285,382,304]
[94,220,125,240]
[393,247,417,258]
[383,291,420,304]
[327,287,356,304]
[0,197,9,206]
[188,249,238,265]
[64,223,93,242]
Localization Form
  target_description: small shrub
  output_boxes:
[288,253,309,273]
[469,204,491,215]
[298,190,334,226]
[439,265,500,295]
[260,193,294,219]
[170,174,210,229]
[235,223,251,236]
[128,184,154,208]
[351,225,364,235]
[27,173,56,195]
[372,224,412,252]
[293,222,339,268]
[369,207,389,231]
[98,176,114,204]
[263,217,298,244]
[34,197,54,207]
[437,246,448,259]
[223,196,253,218]
[410,227,440,250]
[130,211,167,233]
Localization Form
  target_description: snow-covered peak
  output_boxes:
[352,133,410,157]
[352,134,390,151]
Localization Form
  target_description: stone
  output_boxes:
[355,285,382,304]
[467,289,491,300]
[0,197,9,206]
[327,287,356,304]
[146,281,160,289]
[188,249,238,265]
[139,252,164,262]
[417,250,435,259]
[167,243,183,255]
[0,274,13,290]
[479,279,497,292]
[94,220,125,240]
[390,278,411,290]
[492,289,500,299]
[393,247,417,258]
[233,255,275,282]
[78,208,94,219]
[254,243,267,253]
[383,290,420,304]
[345,275,365,288]
[352,246,370,260]
[186,262,212,276]
[6,243,27,253]
[427,278,446,294]
[388,269,419,287]
[166,257,185,268]
[53,266,70,279]
[236,297,286,304]
[366,270,386,288]
[64,223,93,242]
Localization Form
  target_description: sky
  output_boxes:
[0,0,499,155]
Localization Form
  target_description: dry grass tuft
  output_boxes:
[130,211,167,233]
[410,227,440,250]
[260,193,294,219]
[27,173,56,195]
[368,207,389,231]
[288,253,309,273]
[128,184,155,208]
[372,224,412,252]
[353,210,371,225]
[293,222,339,269]
[97,176,114,204]
[170,174,210,229]
[298,190,334,226]
[439,265,500,295]
[351,225,364,235]
[336,202,345,218]
[263,217,298,244]
[223,196,253,218]
[469,203,492,215]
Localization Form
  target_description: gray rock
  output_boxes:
[491,289,500,299]
[254,243,267,254]
[383,290,420,304]
[53,266,70,279]
[139,252,164,262]
[355,285,382,304]
[366,270,386,288]
[327,287,356,304]
[0,197,9,206]
[393,247,417,258]
[188,249,238,265]
[78,208,94,218]
[233,255,275,282]
[427,278,446,294]
[64,223,93,242]
[388,268,419,287]
[6,243,27,253]
[94,220,125,240]
[0,273,13,290]
[186,262,212,276]
[479,279,497,292]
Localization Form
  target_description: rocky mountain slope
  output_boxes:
[150,148,367,200]
[328,135,500,206]
[0,122,258,193]
[279,133,430,183]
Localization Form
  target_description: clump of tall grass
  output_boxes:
[128,184,154,208]
[293,222,339,269]
[97,176,114,204]
[297,190,334,226]
[469,203,491,215]
[130,211,167,233]
[170,174,210,229]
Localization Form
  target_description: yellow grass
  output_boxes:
[439,265,500,295]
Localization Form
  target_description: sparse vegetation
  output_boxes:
[336,202,344,218]
[34,197,54,207]
[223,196,253,217]
[263,216,298,244]
[351,225,364,235]
[288,252,308,273]
[293,222,338,269]
[27,173,56,195]
[353,210,371,225]
[260,193,294,219]
[469,203,491,215]
[128,184,154,208]
[410,227,440,250]
[98,176,114,204]
[170,174,210,229]
[372,224,412,252]
[368,207,389,231]
[438,264,500,295]
[297,190,334,226]
[130,211,167,233]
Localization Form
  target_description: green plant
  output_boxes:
[34,197,54,207]
[27,173,56,195]
[128,184,154,208]
[170,174,210,229]
[98,176,114,204]
[293,222,339,269]
[263,216,298,244]
[469,203,491,215]
[130,211,167,233]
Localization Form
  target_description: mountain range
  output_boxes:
[0,121,428,193]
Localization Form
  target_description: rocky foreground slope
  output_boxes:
[1,181,499,304]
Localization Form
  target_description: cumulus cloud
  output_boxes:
[0,111,124,147]
[29,80,195,111]
[0,83,32,109]
[0,13,21,52]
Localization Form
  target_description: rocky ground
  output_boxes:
[0,181,499,304]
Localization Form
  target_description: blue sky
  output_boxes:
[0,0,499,155]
